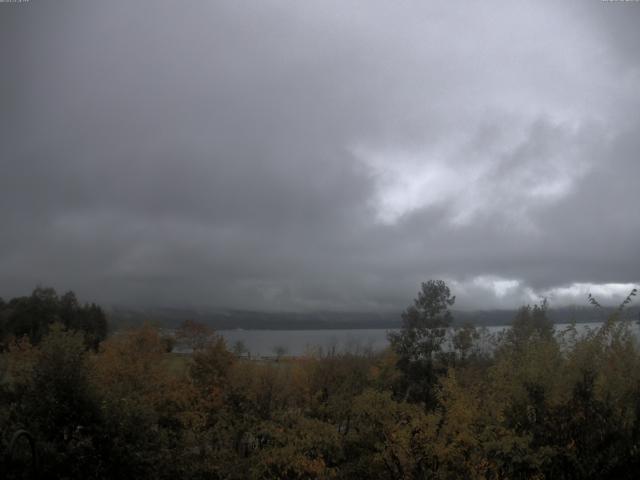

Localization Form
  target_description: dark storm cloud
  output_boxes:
[1,0,639,310]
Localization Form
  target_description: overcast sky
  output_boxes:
[1,0,639,311]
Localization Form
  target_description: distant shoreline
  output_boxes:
[109,305,638,331]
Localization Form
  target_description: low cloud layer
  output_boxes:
[1,0,639,311]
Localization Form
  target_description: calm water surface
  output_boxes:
[211,322,637,357]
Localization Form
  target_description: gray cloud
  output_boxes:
[1,0,639,311]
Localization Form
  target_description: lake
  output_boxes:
[207,321,637,357]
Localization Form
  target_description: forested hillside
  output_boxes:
[2,282,640,479]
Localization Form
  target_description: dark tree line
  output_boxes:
[0,287,107,351]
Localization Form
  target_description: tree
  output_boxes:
[0,287,108,350]
[91,324,199,479]
[13,324,102,478]
[506,299,553,349]
[190,334,236,395]
[272,345,288,361]
[2,287,60,345]
[249,413,341,480]
[175,319,212,351]
[232,340,249,357]
[388,280,455,408]
[452,323,480,362]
